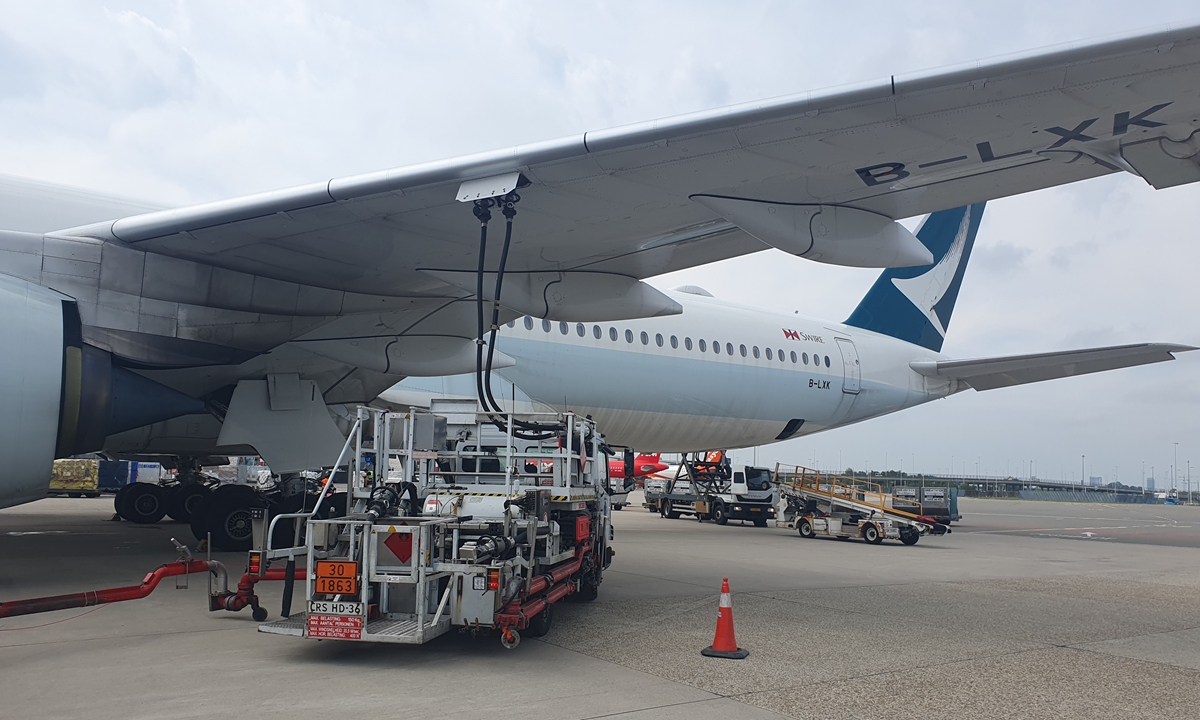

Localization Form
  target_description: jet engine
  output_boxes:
[0,274,205,509]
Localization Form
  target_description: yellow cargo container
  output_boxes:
[50,459,100,497]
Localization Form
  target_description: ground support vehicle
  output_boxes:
[775,465,950,545]
[648,453,776,527]
[256,405,612,648]
[892,485,960,524]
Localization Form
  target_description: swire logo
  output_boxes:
[782,329,824,343]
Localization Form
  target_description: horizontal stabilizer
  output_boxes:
[910,343,1195,391]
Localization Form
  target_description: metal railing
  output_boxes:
[774,463,925,518]
[265,416,362,560]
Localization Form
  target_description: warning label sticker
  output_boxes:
[306,614,363,640]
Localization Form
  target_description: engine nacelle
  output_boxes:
[0,274,205,509]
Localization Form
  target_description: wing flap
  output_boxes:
[910,343,1196,391]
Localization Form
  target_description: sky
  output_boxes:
[0,1,1197,488]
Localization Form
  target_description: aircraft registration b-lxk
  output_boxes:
[3,23,1200,509]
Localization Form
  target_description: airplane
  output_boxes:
[382,201,1194,451]
[4,23,1200,515]
[609,454,669,481]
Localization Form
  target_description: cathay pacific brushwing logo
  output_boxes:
[891,208,972,338]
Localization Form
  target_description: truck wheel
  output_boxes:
[120,484,167,524]
[900,529,920,546]
[525,605,553,637]
[713,503,728,525]
[798,519,815,538]
[754,519,768,527]
[863,523,883,545]
[167,484,211,523]
[205,489,263,552]
[664,500,681,520]
[575,582,599,602]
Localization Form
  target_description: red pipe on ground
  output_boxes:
[0,560,223,619]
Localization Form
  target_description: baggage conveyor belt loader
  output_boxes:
[256,403,613,649]
[774,464,950,545]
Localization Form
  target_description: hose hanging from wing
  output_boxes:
[472,194,560,440]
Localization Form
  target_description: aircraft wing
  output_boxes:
[910,343,1196,391]
[53,21,1200,318]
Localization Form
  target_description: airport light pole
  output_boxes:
[1174,442,1179,494]
[1081,455,1085,490]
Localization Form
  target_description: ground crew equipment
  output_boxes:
[775,464,950,544]
[701,577,748,660]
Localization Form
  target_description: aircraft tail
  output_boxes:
[845,203,985,352]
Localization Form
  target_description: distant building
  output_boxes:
[1088,476,1103,487]
[1146,477,1156,492]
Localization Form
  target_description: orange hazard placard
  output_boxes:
[307,614,363,640]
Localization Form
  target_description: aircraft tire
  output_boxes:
[113,484,136,519]
[120,483,167,524]
[166,484,211,523]
[205,489,264,552]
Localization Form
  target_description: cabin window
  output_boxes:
[524,317,534,331]
[625,329,634,343]
[752,346,760,359]
[507,320,515,328]
[655,333,664,347]
[610,327,618,341]
[670,335,678,349]
[825,355,832,367]
[777,348,785,362]
[542,319,551,333]
[790,351,798,363]
[698,339,707,352]
[713,341,721,355]
[766,347,773,360]
[593,325,602,339]
[685,337,693,350]
[575,323,584,337]
[802,353,809,365]
[739,344,747,357]
[559,322,569,335]
[640,331,649,345]
[726,343,734,355]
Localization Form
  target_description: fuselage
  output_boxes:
[490,289,956,452]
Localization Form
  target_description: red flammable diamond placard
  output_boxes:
[383,532,413,563]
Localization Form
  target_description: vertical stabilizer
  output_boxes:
[845,203,985,351]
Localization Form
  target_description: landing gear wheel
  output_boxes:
[120,484,167,524]
[113,484,136,519]
[205,487,263,552]
[525,605,553,638]
[900,529,920,546]
[500,628,520,649]
[863,523,883,545]
[798,519,815,538]
[189,494,213,542]
[713,502,728,526]
[664,500,681,520]
[251,606,268,622]
[166,484,211,523]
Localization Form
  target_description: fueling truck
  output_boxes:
[255,403,613,649]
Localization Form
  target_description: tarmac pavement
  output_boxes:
[2,495,1198,719]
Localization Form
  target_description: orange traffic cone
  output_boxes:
[701,577,749,659]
